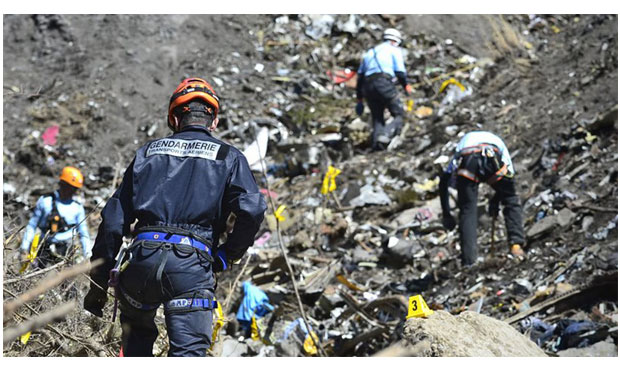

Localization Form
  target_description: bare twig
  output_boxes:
[222,254,252,312]
[338,288,388,328]
[3,259,103,318]
[3,288,114,357]
[111,154,123,190]
[3,301,77,345]
[4,261,66,284]
[3,225,27,248]
[504,284,585,325]
[252,123,327,357]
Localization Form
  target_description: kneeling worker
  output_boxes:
[439,131,525,266]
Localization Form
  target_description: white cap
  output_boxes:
[383,28,403,45]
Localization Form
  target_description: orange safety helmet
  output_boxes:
[168,77,220,132]
[59,166,84,189]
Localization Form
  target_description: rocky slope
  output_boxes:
[3,14,617,357]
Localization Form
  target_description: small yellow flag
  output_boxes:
[321,165,342,195]
[274,204,287,222]
[20,233,41,274]
[406,99,415,112]
[406,294,434,319]
[439,78,465,93]
[20,331,32,345]
[209,302,225,350]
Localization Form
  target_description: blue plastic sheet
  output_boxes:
[236,281,274,329]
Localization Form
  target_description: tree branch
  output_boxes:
[3,301,77,345]
[3,259,103,318]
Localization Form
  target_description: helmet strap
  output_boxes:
[181,105,213,115]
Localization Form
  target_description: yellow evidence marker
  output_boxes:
[406,294,434,319]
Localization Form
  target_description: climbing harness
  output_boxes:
[456,144,512,184]
[108,227,216,319]
[135,231,211,253]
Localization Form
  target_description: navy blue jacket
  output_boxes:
[90,125,266,284]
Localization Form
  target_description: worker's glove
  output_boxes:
[212,250,229,273]
[355,100,364,116]
[442,214,457,231]
[405,84,413,96]
[488,198,500,218]
[83,286,107,318]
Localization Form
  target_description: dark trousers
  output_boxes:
[118,242,216,357]
[36,241,69,268]
[456,157,525,266]
[363,76,404,150]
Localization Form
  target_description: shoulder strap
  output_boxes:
[372,48,385,75]
[47,192,75,233]
[216,142,230,160]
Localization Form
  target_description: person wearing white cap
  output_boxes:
[356,28,413,150]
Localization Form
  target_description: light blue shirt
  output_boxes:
[20,191,91,257]
[357,41,406,77]
[445,131,515,176]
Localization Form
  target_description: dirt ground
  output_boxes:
[2,14,618,357]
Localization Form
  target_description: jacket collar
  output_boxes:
[179,124,212,135]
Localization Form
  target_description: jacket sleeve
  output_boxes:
[393,49,408,89]
[439,155,459,216]
[395,71,408,90]
[89,158,136,287]
[20,196,45,252]
[356,73,365,101]
[219,154,267,261]
[356,58,366,100]
[76,205,92,257]
[439,171,453,217]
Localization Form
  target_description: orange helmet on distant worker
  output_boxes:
[167,77,220,132]
[59,166,84,189]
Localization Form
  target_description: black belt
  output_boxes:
[366,72,393,81]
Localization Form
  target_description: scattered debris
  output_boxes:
[2,14,617,357]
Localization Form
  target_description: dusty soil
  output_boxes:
[403,310,547,356]
[3,14,618,357]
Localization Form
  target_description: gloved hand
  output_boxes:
[488,198,500,218]
[355,100,364,116]
[212,250,229,273]
[442,214,457,231]
[405,84,413,96]
[84,286,107,317]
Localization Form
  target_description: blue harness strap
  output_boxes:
[135,232,211,254]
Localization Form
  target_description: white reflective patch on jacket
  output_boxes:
[146,139,221,160]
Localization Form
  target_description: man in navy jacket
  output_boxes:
[84,77,266,356]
